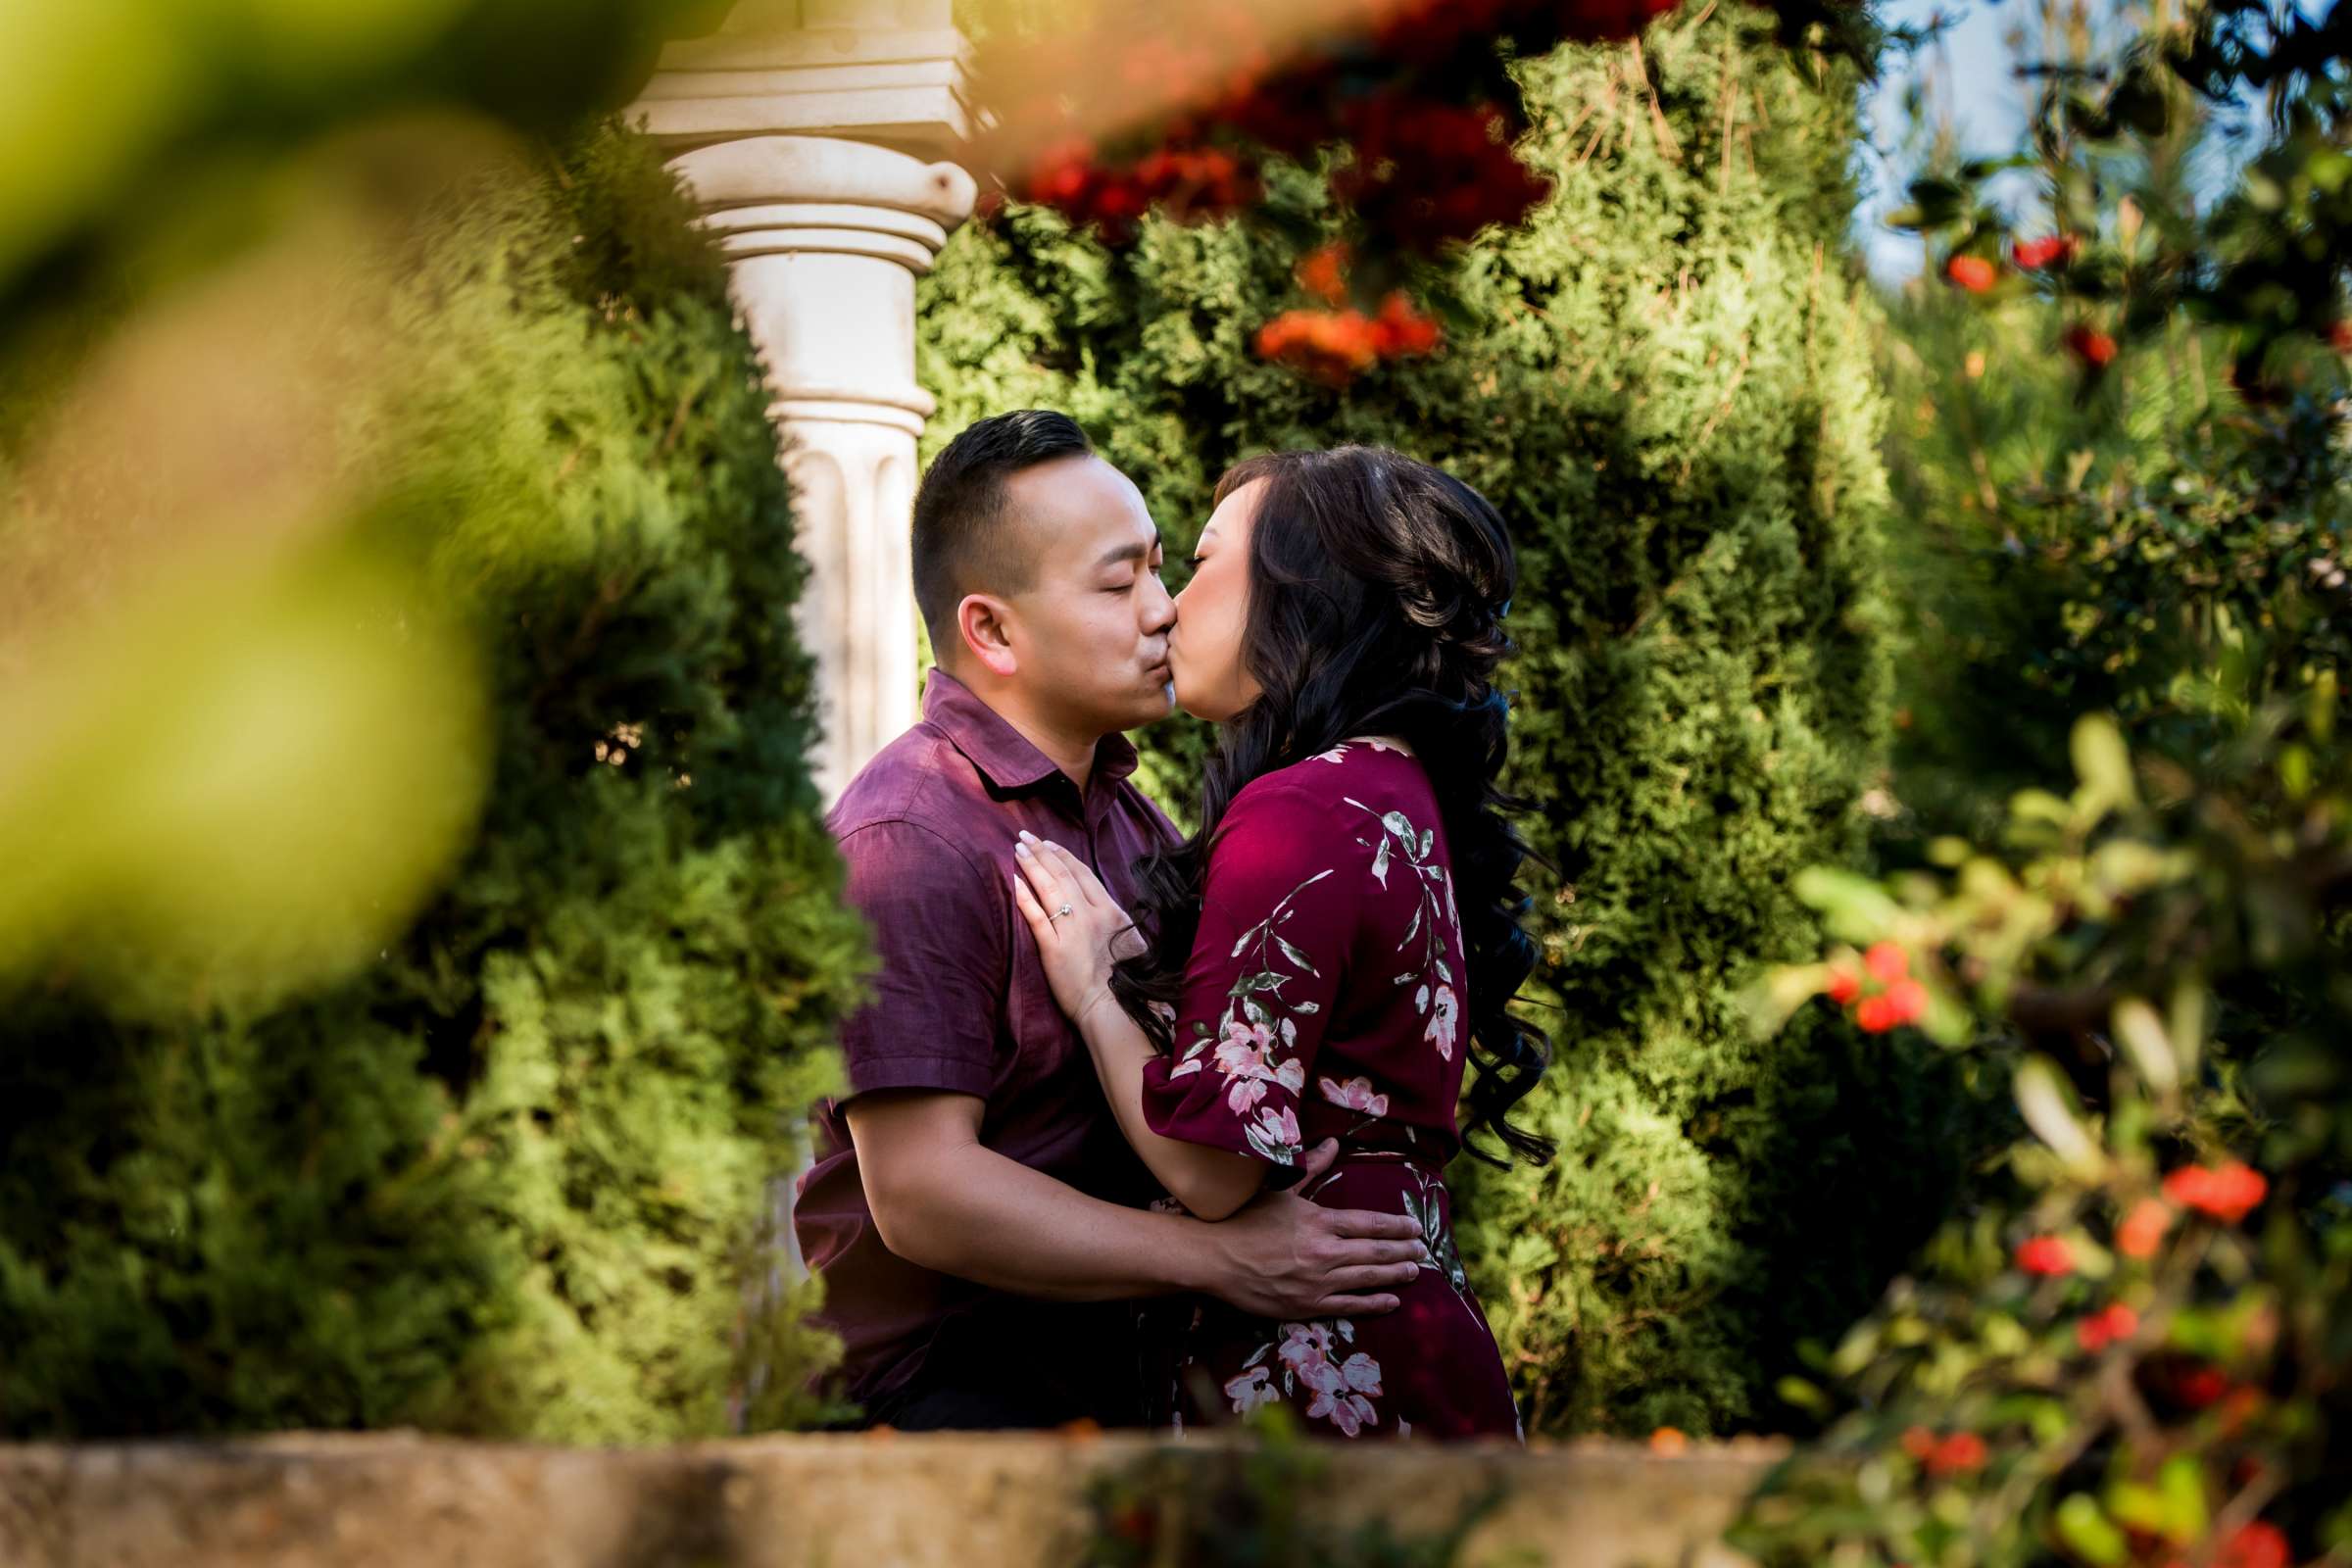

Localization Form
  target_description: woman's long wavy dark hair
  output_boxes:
[1110,446,1554,1166]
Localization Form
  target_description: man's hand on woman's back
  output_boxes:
[1196,1138,1427,1320]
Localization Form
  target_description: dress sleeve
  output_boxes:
[1140,782,1354,1168]
[833,819,1003,1102]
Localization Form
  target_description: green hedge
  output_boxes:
[919,10,1985,1434]
[0,124,867,1440]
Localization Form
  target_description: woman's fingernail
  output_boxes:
[1018,830,1038,844]
[1014,841,1031,858]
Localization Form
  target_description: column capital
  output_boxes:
[632,0,972,161]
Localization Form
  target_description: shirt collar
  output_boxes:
[923,668,1141,799]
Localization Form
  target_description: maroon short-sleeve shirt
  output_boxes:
[795,669,1177,1419]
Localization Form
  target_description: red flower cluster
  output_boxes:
[2016,1235,2075,1276]
[1821,941,1928,1033]
[2063,322,2119,368]
[2010,233,2079,270]
[1900,1426,1987,1476]
[2162,1160,2268,1225]
[1001,0,1672,261]
[1945,254,1998,293]
[1254,292,1443,385]
[1334,94,1555,253]
[1021,138,1254,240]
[2331,319,2352,354]
[2075,1301,2139,1352]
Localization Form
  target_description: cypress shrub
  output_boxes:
[919,10,1983,1433]
[0,123,868,1440]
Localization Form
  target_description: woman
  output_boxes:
[1009,445,1552,1442]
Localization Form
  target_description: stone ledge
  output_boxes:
[0,1431,1787,1568]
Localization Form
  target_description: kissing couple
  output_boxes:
[795,410,1552,1440]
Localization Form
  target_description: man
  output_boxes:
[795,411,1429,1430]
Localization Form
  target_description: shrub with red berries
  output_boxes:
[1736,712,2351,1567]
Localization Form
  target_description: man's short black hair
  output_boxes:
[911,410,1094,656]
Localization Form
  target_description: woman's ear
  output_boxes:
[957,593,1019,679]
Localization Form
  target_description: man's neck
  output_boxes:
[954,667,1107,794]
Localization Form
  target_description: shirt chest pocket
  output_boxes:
[1002,941,1087,1095]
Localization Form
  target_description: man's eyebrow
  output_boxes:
[1094,530,1163,569]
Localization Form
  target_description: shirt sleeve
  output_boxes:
[1140,782,1355,1168]
[833,818,1004,1102]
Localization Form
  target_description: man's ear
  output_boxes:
[956,592,1019,679]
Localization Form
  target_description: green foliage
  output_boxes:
[1732,705,2352,1566]
[0,122,868,1440]
[921,8,1976,1435]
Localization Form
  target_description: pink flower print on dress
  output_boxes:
[1224,1364,1279,1417]
[1299,1345,1384,1436]
[1421,983,1459,1059]
[1212,1018,1274,1077]
[1245,1102,1301,1162]
[1318,1075,1391,1116]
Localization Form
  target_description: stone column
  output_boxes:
[635,2,974,803]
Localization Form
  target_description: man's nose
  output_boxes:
[1144,574,1178,635]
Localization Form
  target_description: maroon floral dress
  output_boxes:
[1137,740,1523,1441]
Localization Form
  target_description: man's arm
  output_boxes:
[848,1089,1427,1319]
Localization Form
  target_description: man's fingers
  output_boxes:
[1328,1206,1423,1241]
[1314,1293,1401,1317]
[1322,1264,1425,1294]
[1337,1239,1428,1267]
[1295,1138,1340,1181]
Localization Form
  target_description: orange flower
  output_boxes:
[1945,254,1998,293]
[1296,242,1350,306]
[2016,1235,2075,1276]
[2162,1161,2268,1225]
[1648,1425,1689,1454]
[2117,1197,2174,1258]
[1369,291,1442,358]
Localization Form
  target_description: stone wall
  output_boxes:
[0,1433,1784,1567]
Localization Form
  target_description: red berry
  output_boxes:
[1945,254,1998,293]
[2116,1198,2173,1259]
[2063,323,2120,368]
[2016,1235,2075,1276]
[1854,994,1897,1033]
[2010,234,2077,270]
[2217,1522,2290,1568]
[1884,977,1929,1024]
[1864,941,1908,983]
[1927,1432,1986,1475]
[1824,967,1862,1004]
[2162,1161,2267,1225]
[2075,1302,2138,1353]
